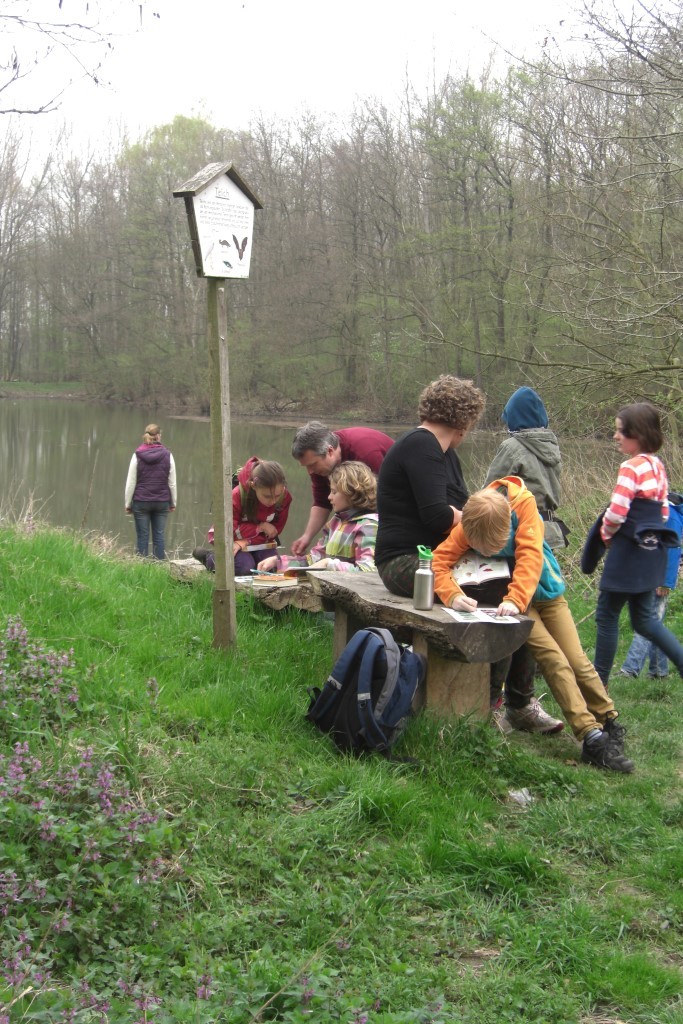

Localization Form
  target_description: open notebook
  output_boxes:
[451,553,510,587]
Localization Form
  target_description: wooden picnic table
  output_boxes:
[307,571,533,718]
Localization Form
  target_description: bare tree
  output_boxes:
[0,127,49,379]
[516,3,683,412]
[0,0,157,115]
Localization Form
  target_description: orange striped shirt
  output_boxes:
[601,454,669,542]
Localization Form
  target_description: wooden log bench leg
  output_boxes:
[412,635,489,718]
[332,606,364,660]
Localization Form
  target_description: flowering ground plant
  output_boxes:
[2,527,683,1023]
[0,616,79,742]
[1,741,176,961]
[0,616,180,1018]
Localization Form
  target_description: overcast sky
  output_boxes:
[10,0,578,159]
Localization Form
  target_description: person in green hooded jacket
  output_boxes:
[484,387,568,736]
[484,386,568,549]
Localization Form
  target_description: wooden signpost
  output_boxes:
[173,163,262,648]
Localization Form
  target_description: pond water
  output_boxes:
[0,399,509,558]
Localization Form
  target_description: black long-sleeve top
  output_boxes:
[375,428,469,566]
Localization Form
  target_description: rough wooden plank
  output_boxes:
[169,560,323,612]
[308,572,531,661]
[246,582,323,612]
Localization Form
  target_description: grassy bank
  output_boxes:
[0,523,682,1023]
[0,381,90,399]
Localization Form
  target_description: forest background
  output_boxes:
[2,1,683,430]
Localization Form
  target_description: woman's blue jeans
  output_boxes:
[594,589,683,686]
[621,593,670,677]
[132,500,169,559]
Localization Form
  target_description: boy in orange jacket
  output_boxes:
[432,478,634,773]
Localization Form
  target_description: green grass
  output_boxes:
[0,523,682,1023]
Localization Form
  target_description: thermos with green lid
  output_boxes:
[413,545,434,610]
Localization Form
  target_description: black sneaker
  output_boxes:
[582,731,634,773]
[602,716,627,756]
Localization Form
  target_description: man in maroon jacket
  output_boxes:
[290,420,393,556]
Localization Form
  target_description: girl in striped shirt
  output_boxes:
[594,403,683,687]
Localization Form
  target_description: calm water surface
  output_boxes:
[3,399,614,557]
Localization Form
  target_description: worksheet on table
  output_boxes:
[442,607,518,624]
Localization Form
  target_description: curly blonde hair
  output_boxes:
[461,489,511,554]
[417,375,486,430]
[329,461,377,512]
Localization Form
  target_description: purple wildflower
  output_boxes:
[196,973,213,1000]
[52,913,71,933]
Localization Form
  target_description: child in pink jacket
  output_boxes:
[194,457,292,574]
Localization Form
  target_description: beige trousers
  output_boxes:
[526,596,616,741]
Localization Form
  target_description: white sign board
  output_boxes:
[193,176,255,279]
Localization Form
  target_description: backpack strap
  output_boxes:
[355,633,392,751]
[354,629,406,752]
[358,706,390,751]
[364,628,401,720]
[306,630,373,725]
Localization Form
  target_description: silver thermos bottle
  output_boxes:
[413,545,434,610]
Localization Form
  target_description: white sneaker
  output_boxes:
[504,697,564,735]
[491,704,514,735]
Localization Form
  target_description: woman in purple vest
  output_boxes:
[124,424,177,559]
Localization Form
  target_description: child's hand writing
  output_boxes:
[450,594,478,612]
[258,556,278,572]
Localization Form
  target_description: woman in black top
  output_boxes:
[376,376,485,596]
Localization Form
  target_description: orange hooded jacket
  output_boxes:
[433,476,553,613]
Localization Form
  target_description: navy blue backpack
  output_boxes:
[306,628,426,756]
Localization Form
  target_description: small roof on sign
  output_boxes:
[173,162,263,209]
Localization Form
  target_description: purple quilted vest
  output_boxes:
[134,444,171,502]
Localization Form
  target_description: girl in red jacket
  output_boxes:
[194,457,292,574]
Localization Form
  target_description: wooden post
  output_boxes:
[173,163,262,651]
[208,279,237,648]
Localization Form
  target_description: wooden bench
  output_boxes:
[307,571,532,718]
[169,558,323,612]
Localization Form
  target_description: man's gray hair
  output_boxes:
[291,421,339,459]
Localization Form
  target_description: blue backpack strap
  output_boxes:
[358,701,390,751]
[365,628,401,720]
[354,633,391,751]
[307,629,372,724]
